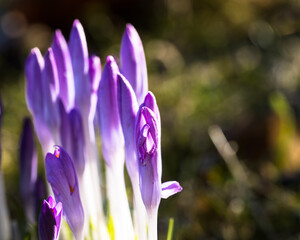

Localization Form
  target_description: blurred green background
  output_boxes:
[1,0,300,239]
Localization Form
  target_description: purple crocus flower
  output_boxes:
[19,117,37,223]
[45,146,84,239]
[25,48,57,153]
[120,24,148,105]
[97,56,135,240]
[39,196,62,240]
[117,73,147,240]
[135,92,182,240]
[135,105,161,210]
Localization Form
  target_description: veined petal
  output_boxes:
[120,24,148,105]
[69,19,90,109]
[97,56,124,165]
[52,30,75,111]
[45,146,84,239]
[25,48,44,118]
[161,181,182,199]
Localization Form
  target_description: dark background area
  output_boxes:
[1,0,300,239]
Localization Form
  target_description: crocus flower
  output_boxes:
[136,105,161,211]
[39,196,62,240]
[117,73,147,240]
[45,146,84,239]
[25,48,56,153]
[120,24,148,105]
[19,117,37,223]
[135,92,182,240]
[97,56,134,240]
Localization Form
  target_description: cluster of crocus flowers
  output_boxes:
[24,19,182,240]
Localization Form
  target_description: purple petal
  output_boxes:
[42,48,60,130]
[46,195,55,209]
[135,106,161,210]
[68,19,90,108]
[143,91,161,137]
[89,55,101,120]
[39,196,63,240]
[68,109,85,176]
[58,101,85,176]
[45,146,84,238]
[161,181,182,199]
[34,177,47,216]
[19,117,37,222]
[117,73,139,149]
[58,99,71,155]
[19,118,37,196]
[117,73,139,175]
[89,55,101,94]
[44,48,60,100]
[136,107,159,157]
[97,56,124,165]
[52,30,75,111]
[25,48,44,118]
[138,151,161,211]
[142,92,162,177]
[120,24,148,105]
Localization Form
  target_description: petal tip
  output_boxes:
[72,19,81,28]
[106,55,115,64]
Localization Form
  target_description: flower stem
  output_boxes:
[106,148,134,240]
[147,206,158,240]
